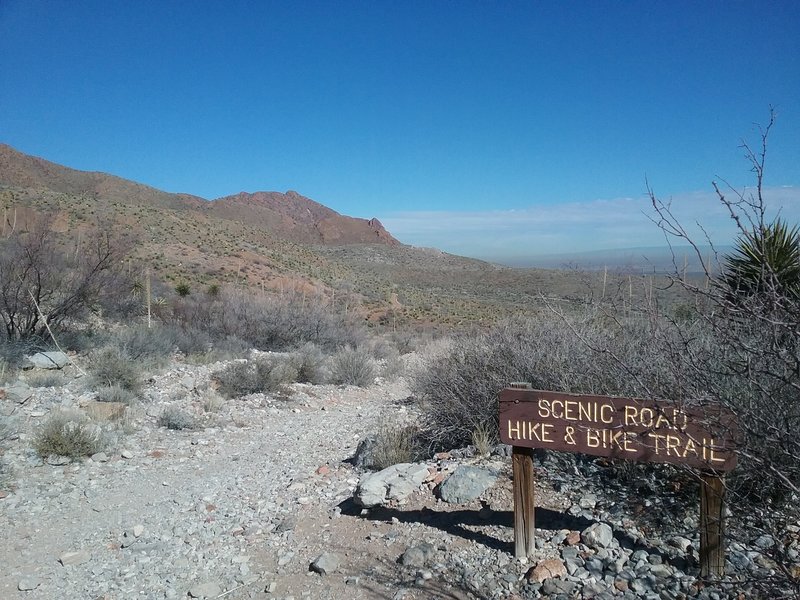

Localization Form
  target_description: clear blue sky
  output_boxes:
[1,1,799,263]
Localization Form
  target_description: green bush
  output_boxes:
[88,346,142,392]
[330,346,376,387]
[33,409,107,459]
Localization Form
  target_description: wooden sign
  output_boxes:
[500,386,738,578]
[499,388,738,471]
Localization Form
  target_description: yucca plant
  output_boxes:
[720,218,800,303]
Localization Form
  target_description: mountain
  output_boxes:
[0,143,398,247]
[0,143,688,328]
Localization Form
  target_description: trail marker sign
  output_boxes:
[499,386,738,577]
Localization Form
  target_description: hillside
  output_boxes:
[0,144,687,328]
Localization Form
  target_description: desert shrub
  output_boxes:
[57,329,107,353]
[471,422,495,457]
[88,346,141,392]
[411,313,689,452]
[95,384,137,406]
[290,342,328,384]
[371,425,422,470]
[109,325,176,368]
[33,409,107,459]
[213,355,299,398]
[158,406,195,430]
[330,346,376,387]
[26,371,65,388]
[170,289,367,351]
[202,391,225,413]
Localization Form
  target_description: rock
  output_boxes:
[121,449,134,459]
[180,376,195,390]
[438,465,497,504]
[355,463,429,507]
[84,401,127,421]
[25,351,69,369]
[47,455,71,466]
[350,436,378,469]
[18,577,41,591]
[527,558,567,583]
[668,536,693,553]
[133,524,144,538]
[2,382,32,404]
[581,522,614,549]
[400,543,435,568]
[755,534,776,550]
[579,493,597,509]
[188,581,223,598]
[565,530,581,545]
[59,550,90,566]
[91,452,109,462]
[309,552,340,575]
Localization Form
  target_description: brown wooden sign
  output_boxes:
[499,388,738,471]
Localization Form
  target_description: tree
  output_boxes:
[0,213,129,343]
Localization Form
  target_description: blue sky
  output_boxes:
[1,1,799,263]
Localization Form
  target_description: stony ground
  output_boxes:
[1,354,797,600]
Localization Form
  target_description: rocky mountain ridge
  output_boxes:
[0,143,399,247]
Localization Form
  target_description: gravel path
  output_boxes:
[1,360,412,599]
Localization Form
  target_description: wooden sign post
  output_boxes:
[499,387,738,577]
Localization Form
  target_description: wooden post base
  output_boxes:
[700,474,726,577]
[512,445,536,558]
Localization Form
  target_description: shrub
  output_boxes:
[202,391,224,413]
[95,384,137,406]
[175,282,191,297]
[330,346,376,387]
[33,409,107,459]
[170,288,367,351]
[26,371,65,388]
[371,425,422,470]
[158,406,195,430]
[290,342,328,384]
[88,346,141,392]
[213,355,298,398]
[110,325,176,368]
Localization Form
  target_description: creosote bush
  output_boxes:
[330,346,376,387]
[26,371,65,388]
[33,409,107,459]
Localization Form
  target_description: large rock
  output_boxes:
[438,465,497,504]
[355,463,429,507]
[400,543,436,567]
[1,382,32,404]
[25,351,69,369]
[581,522,614,549]
[309,552,340,575]
[527,558,568,583]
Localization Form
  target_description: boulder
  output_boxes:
[355,463,429,507]
[581,522,614,549]
[309,552,340,575]
[400,543,435,567]
[438,465,497,504]
[25,351,69,370]
[527,558,568,583]
[1,382,32,404]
